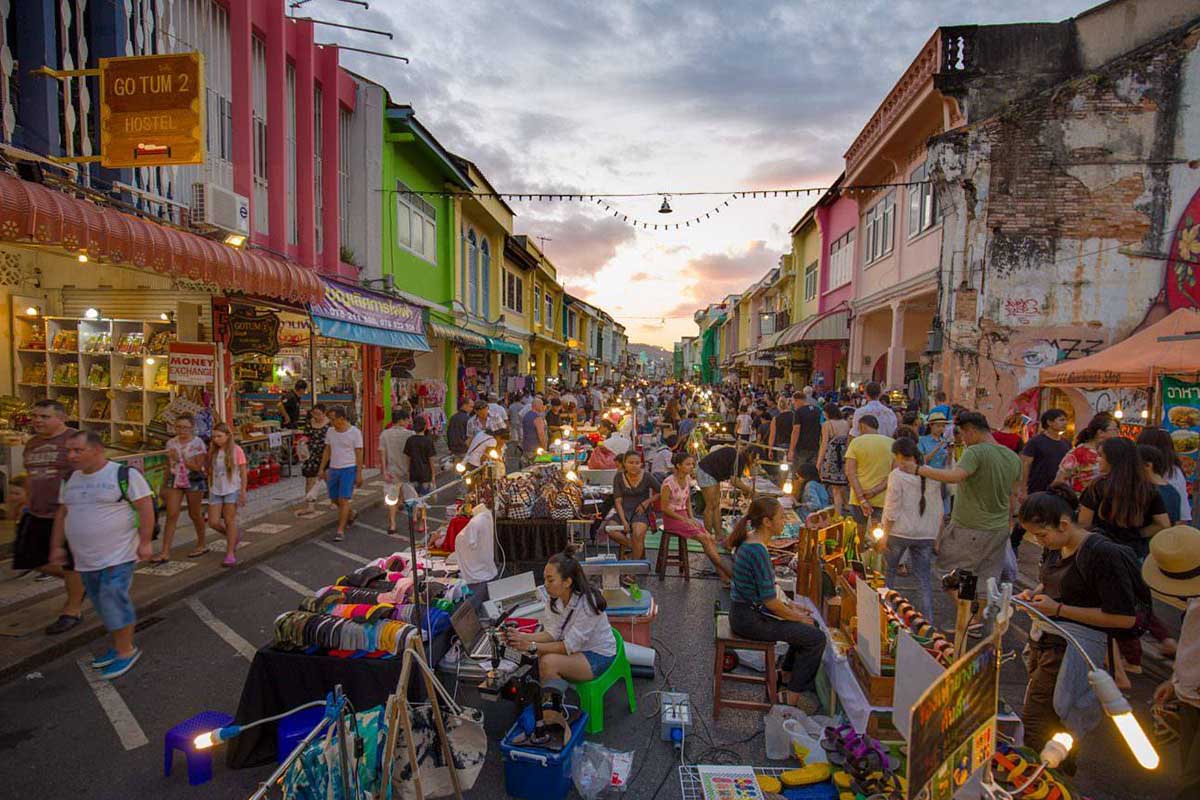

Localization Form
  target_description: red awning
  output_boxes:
[0,173,322,304]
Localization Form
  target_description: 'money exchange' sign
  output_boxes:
[99,53,205,168]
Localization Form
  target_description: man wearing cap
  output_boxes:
[1146,525,1200,796]
[919,412,953,516]
[466,400,490,440]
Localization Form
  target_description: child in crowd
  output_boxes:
[1141,444,1183,524]
[207,423,247,567]
[879,438,943,619]
[646,435,677,480]
[5,472,27,520]
[794,462,830,518]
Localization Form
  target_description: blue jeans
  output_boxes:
[883,537,935,620]
[80,561,137,631]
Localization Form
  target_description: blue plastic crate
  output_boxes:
[500,705,589,800]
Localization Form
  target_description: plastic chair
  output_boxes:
[164,710,234,785]
[571,628,636,735]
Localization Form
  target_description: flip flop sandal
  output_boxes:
[187,547,210,558]
[149,556,169,564]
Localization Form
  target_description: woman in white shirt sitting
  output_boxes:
[502,549,617,682]
[879,438,944,619]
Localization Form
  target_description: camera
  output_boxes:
[941,568,977,599]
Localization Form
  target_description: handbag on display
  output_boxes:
[386,647,486,800]
[281,704,388,800]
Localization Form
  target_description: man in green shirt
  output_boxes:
[905,411,1021,590]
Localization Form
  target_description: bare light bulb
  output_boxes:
[24,306,39,316]
[536,448,545,455]
[145,357,155,365]
[1140,408,1149,420]
[194,732,214,750]
[488,449,499,460]
[455,462,466,473]
[1114,407,1124,420]
[782,480,793,494]
[1113,712,1159,770]
[565,470,579,482]
[872,526,885,541]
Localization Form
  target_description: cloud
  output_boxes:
[525,214,636,278]
[630,272,653,282]
[682,241,782,301]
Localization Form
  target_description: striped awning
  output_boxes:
[772,310,850,348]
[427,320,488,348]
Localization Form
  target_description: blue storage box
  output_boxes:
[500,705,589,800]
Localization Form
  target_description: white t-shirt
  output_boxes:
[210,446,247,496]
[736,413,753,435]
[325,425,364,469]
[454,508,498,583]
[539,588,616,657]
[465,431,498,467]
[59,461,152,572]
[881,469,943,540]
[379,426,414,481]
[851,400,898,437]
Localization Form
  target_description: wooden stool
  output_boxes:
[654,530,690,579]
[712,613,776,719]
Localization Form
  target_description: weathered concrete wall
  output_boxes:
[931,21,1200,423]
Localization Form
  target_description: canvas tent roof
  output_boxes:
[1039,308,1200,387]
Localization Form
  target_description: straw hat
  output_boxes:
[927,411,949,423]
[1142,525,1200,598]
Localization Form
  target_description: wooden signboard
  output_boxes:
[99,53,204,168]
[227,308,281,357]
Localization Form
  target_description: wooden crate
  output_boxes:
[849,647,895,707]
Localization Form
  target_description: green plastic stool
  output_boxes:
[571,628,636,734]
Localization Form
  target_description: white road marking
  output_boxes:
[257,565,313,595]
[314,540,366,562]
[185,597,257,661]
[247,523,292,534]
[77,658,149,750]
[355,522,394,537]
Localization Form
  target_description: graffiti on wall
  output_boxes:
[1166,185,1200,311]
[1079,388,1149,417]
[1017,337,1105,369]
[1001,297,1042,325]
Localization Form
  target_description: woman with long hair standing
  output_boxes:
[207,423,247,567]
[728,496,826,712]
[817,402,851,517]
[1137,426,1193,523]
[298,404,330,516]
[1079,437,1170,559]
[1054,412,1118,493]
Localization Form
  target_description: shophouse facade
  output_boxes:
[843,31,948,394]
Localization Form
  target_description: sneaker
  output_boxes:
[90,648,118,669]
[99,648,141,679]
[333,531,345,542]
[44,614,82,635]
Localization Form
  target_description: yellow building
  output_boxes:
[514,236,565,391]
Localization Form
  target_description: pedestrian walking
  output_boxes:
[403,417,437,495]
[318,406,363,541]
[160,413,209,561]
[297,404,330,516]
[879,438,943,619]
[1138,427,1194,523]
[850,382,898,437]
[51,431,154,679]
[446,397,471,458]
[1012,408,1071,553]
[12,399,85,634]
[379,409,414,535]
[1054,412,1118,493]
[206,423,247,567]
[905,411,1021,624]
[789,391,822,469]
[817,403,851,517]
[844,414,894,532]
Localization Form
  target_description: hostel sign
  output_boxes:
[99,53,204,168]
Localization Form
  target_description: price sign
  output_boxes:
[268,432,282,448]
[99,52,204,168]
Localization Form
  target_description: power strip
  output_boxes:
[660,691,692,742]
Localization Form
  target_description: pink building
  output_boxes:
[812,176,857,388]
[844,31,961,391]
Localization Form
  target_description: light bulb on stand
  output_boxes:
[488,449,499,460]
[1089,669,1160,770]
[1140,408,1149,420]
[1114,407,1124,420]
[455,462,466,474]
[782,480,793,494]
[1040,731,1074,769]
[872,526,885,542]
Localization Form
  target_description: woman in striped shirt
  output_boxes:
[728,496,826,713]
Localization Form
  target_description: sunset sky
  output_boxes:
[325,0,1092,347]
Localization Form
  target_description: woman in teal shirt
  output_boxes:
[728,496,826,713]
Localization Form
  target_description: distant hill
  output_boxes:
[627,343,671,361]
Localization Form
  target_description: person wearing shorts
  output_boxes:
[319,406,363,541]
[53,431,154,679]
[14,399,85,634]
[207,423,247,567]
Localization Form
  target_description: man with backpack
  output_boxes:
[49,430,155,679]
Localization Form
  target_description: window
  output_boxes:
[863,191,895,265]
[534,286,542,323]
[467,229,479,314]
[567,310,577,340]
[395,181,438,264]
[829,231,854,289]
[251,36,268,234]
[285,64,298,245]
[804,261,818,302]
[339,109,352,246]
[504,271,524,313]
[481,239,491,316]
[907,163,940,237]
[544,293,554,331]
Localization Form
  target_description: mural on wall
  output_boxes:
[1165,185,1200,311]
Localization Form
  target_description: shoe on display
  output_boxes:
[45,614,82,635]
[90,648,118,669]
[100,649,141,680]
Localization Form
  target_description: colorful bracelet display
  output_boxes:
[881,587,955,666]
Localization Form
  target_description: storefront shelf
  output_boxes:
[18,382,47,387]
[84,384,110,391]
[82,418,111,423]
[112,352,144,358]
[17,348,45,353]
[48,350,78,355]
[50,383,78,388]
[146,388,172,394]
[115,387,144,393]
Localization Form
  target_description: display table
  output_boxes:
[495,519,571,565]
[241,429,296,478]
[227,631,451,769]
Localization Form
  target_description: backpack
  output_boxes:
[109,464,163,540]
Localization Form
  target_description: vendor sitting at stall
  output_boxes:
[729,496,825,713]
[697,443,764,545]
[609,451,661,560]
[662,451,732,582]
[501,549,617,682]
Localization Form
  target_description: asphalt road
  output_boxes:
[0,500,1188,800]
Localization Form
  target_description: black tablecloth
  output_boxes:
[227,630,451,769]
[495,519,570,565]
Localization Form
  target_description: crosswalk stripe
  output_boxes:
[77,658,149,751]
[256,565,313,595]
[355,522,394,537]
[314,540,367,562]
[185,597,257,661]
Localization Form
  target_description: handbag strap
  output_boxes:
[401,646,466,717]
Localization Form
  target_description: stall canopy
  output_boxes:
[1040,308,1200,387]
[770,309,850,349]
[0,173,323,304]
[428,320,488,348]
[485,337,523,355]
[309,277,430,351]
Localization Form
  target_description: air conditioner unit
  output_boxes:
[191,182,249,236]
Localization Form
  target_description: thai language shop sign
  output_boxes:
[99,52,204,168]
[1161,376,1200,488]
[311,278,425,336]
